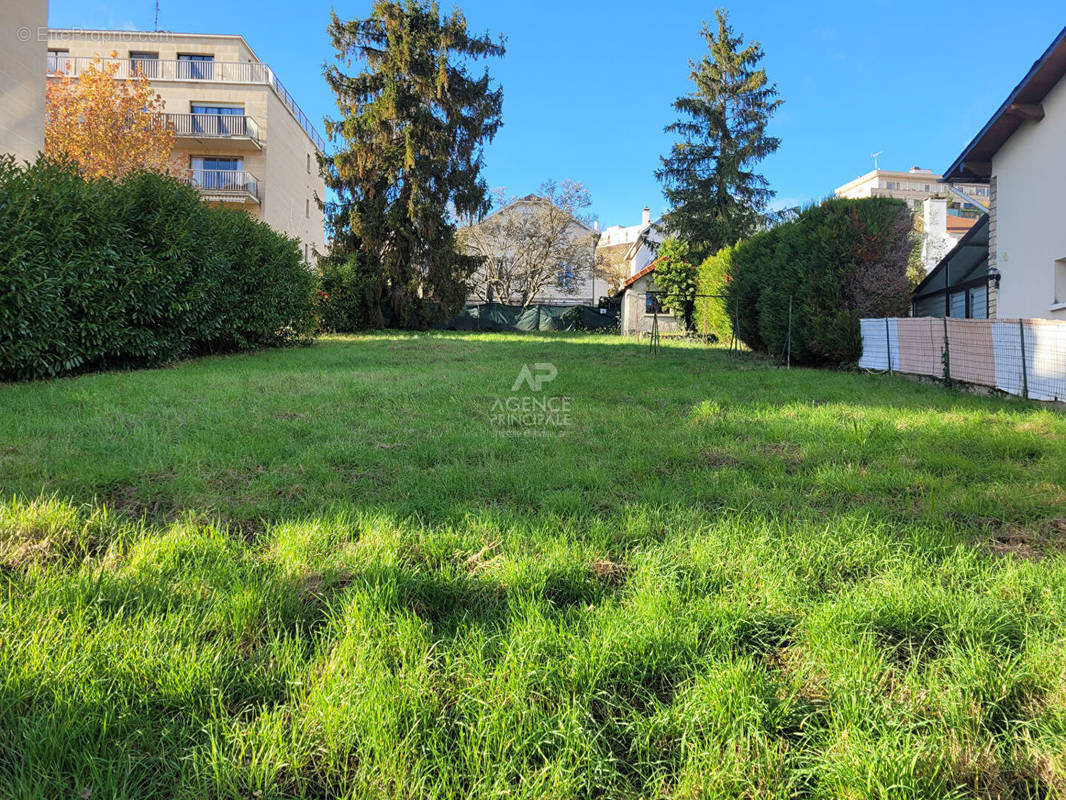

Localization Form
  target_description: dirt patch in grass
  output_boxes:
[985,518,1066,562]
[702,450,740,469]
[98,473,178,524]
[758,442,807,474]
[591,557,629,588]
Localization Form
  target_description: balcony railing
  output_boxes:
[183,169,260,203]
[46,54,326,153]
[165,113,261,146]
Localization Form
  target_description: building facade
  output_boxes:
[596,206,664,293]
[834,167,989,214]
[920,197,978,273]
[619,261,681,337]
[1,0,47,161]
[942,25,1066,322]
[462,195,602,306]
[46,29,326,260]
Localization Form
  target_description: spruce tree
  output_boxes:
[322,1,504,327]
[657,10,781,263]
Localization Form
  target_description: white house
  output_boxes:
[461,194,602,306]
[596,206,665,292]
[941,25,1066,321]
[618,259,682,337]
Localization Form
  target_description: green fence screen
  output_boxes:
[444,303,619,333]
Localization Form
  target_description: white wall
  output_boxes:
[466,200,599,304]
[621,274,681,336]
[921,198,955,272]
[993,73,1066,320]
[1,0,47,161]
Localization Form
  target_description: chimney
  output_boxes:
[641,206,651,227]
[923,197,947,238]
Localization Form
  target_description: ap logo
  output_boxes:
[511,362,558,392]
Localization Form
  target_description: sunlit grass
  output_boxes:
[1,332,1065,798]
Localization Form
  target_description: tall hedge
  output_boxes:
[726,197,913,365]
[0,157,315,380]
[692,244,734,343]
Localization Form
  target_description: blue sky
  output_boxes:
[49,0,1063,228]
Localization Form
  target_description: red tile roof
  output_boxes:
[946,215,978,234]
[622,258,660,290]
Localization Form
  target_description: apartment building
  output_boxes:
[46,29,326,261]
[834,166,989,214]
[1,0,47,161]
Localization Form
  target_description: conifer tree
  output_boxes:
[322,1,504,327]
[657,10,781,263]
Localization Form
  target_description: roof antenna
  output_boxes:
[871,150,884,171]
[154,0,159,30]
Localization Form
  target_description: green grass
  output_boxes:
[2,332,1066,799]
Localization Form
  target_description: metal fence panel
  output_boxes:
[992,321,1025,397]
[858,319,890,370]
[861,317,1066,402]
[945,319,996,387]
[897,318,943,377]
[1026,319,1066,402]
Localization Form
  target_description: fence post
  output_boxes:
[942,317,950,382]
[786,296,792,369]
[884,318,892,373]
[732,298,739,354]
[1019,319,1029,400]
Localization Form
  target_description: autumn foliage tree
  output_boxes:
[45,54,177,179]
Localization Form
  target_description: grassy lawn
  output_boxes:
[3,332,1066,799]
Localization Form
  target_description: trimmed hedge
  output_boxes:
[0,157,315,380]
[693,244,734,343]
[727,197,913,365]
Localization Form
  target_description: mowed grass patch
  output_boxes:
[1,332,1066,798]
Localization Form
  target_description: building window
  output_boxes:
[189,156,243,189]
[923,184,930,192]
[306,153,311,174]
[177,54,214,80]
[968,286,988,319]
[305,198,310,218]
[646,293,668,314]
[129,51,159,78]
[47,49,70,74]
[191,104,243,136]
[557,264,575,291]
[304,244,310,263]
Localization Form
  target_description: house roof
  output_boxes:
[477,194,601,235]
[621,258,660,290]
[942,26,1066,183]
[946,215,978,235]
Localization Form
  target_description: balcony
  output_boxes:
[165,113,261,149]
[183,169,261,205]
[46,54,326,153]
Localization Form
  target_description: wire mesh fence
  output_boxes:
[859,317,1066,402]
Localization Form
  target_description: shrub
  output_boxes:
[692,245,734,343]
[0,157,315,380]
[651,237,697,331]
[726,197,913,366]
[315,256,383,333]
